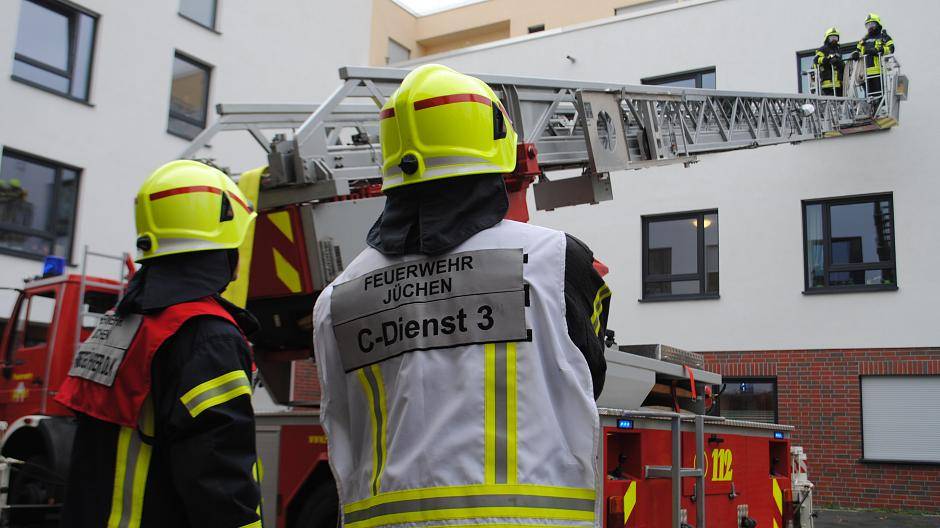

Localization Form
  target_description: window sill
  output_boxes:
[167,128,202,141]
[639,293,720,303]
[803,284,898,295]
[0,246,51,263]
[858,458,940,467]
[178,13,222,35]
[10,76,94,107]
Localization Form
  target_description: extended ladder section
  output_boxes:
[181,63,908,210]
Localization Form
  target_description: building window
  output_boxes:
[179,0,218,30]
[12,0,98,101]
[802,193,896,292]
[168,52,212,140]
[386,38,411,65]
[716,378,778,424]
[796,44,857,94]
[527,24,545,33]
[642,67,716,89]
[862,376,940,463]
[642,210,718,300]
[0,149,80,261]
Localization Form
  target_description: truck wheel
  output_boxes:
[9,455,60,527]
[293,480,338,528]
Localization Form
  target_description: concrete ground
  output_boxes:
[816,509,940,528]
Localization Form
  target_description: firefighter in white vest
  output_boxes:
[313,64,611,528]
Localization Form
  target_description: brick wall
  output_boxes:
[291,360,321,403]
[702,348,940,512]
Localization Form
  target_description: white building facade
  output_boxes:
[400,0,940,511]
[0,0,370,300]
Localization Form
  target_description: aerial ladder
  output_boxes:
[175,64,908,528]
[183,61,908,212]
[0,64,910,528]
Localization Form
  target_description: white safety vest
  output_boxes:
[314,219,600,528]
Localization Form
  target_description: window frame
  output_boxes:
[795,43,858,94]
[642,67,717,89]
[640,208,719,302]
[0,147,82,263]
[178,0,219,32]
[859,375,940,466]
[167,50,213,140]
[715,376,779,424]
[801,192,898,294]
[11,0,99,104]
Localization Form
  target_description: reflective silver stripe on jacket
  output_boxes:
[344,493,596,525]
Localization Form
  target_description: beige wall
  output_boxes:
[371,0,677,65]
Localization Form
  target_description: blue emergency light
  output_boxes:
[617,419,634,429]
[773,431,785,439]
[42,256,66,277]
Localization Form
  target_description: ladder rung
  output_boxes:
[644,466,704,479]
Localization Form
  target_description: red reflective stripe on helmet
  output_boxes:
[413,93,493,111]
[379,107,396,120]
[149,186,222,201]
[227,191,253,213]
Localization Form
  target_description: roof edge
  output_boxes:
[397,0,723,66]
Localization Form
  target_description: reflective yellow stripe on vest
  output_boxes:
[485,342,518,485]
[107,397,154,528]
[358,364,388,495]
[181,369,252,418]
[342,484,596,528]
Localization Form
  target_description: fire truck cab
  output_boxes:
[0,260,123,524]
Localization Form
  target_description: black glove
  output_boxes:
[851,50,860,60]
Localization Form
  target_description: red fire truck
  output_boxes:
[0,259,806,528]
[0,61,906,527]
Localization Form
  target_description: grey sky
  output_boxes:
[394,0,485,15]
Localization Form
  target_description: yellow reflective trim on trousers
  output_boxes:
[106,427,132,527]
[239,522,262,528]
[505,342,517,485]
[591,284,611,335]
[129,439,152,527]
[344,483,596,513]
[181,370,252,418]
[345,506,594,528]
[107,424,152,528]
[484,343,496,484]
[358,365,388,495]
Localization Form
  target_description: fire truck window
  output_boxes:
[21,291,56,348]
[81,290,119,329]
[718,378,778,424]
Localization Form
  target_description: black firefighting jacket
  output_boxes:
[61,250,263,528]
[857,26,895,74]
[815,41,844,88]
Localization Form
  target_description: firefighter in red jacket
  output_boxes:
[56,160,262,527]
